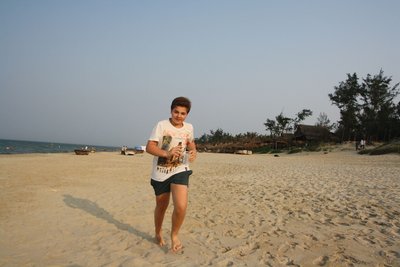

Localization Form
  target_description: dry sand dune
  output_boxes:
[0,151,399,266]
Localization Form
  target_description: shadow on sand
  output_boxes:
[63,194,154,243]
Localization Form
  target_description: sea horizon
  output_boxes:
[0,138,120,154]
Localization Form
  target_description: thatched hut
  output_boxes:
[294,124,337,143]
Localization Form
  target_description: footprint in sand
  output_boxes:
[312,255,329,266]
[332,233,345,241]
[277,255,295,265]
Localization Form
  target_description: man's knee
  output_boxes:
[173,202,187,215]
[156,194,170,209]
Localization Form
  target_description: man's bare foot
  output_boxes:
[171,235,183,253]
[156,233,165,247]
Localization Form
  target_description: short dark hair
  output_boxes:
[171,96,191,113]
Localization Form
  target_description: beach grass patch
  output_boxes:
[358,140,400,155]
[253,146,273,154]
[288,148,302,154]
[358,149,373,155]
[304,145,321,152]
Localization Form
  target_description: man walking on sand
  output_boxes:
[146,96,197,252]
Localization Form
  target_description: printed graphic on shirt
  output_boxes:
[157,135,186,174]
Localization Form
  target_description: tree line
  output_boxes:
[329,70,399,142]
[196,69,399,145]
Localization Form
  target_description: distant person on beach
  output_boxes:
[146,96,197,253]
[360,139,366,150]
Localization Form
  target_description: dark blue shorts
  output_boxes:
[150,170,193,196]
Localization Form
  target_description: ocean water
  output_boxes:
[0,139,120,154]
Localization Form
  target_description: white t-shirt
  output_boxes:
[148,119,194,182]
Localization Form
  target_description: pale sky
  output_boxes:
[1,1,399,147]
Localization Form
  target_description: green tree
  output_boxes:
[315,112,335,130]
[359,70,400,141]
[197,133,209,144]
[329,73,361,141]
[264,119,279,137]
[207,128,233,143]
[293,109,313,127]
[264,109,312,137]
[329,70,400,142]
[276,112,293,134]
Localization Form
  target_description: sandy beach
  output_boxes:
[0,150,399,266]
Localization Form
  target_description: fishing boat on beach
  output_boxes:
[74,146,90,155]
[74,149,90,155]
[121,146,135,155]
[121,145,145,156]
